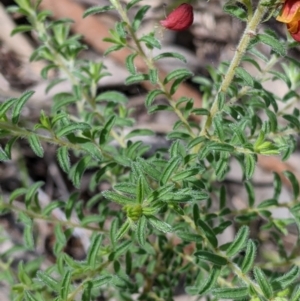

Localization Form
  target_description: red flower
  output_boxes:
[160,3,194,31]
[276,0,300,42]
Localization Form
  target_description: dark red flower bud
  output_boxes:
[160,3,194,31]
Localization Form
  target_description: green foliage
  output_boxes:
[0,0,300,301]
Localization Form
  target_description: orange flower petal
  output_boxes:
[277,0,300,23]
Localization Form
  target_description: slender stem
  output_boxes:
[1,202,106,233]
[0,121,114,161]
[113,1,196,138]
[32,15,126,148]
[181,215,265,298]
[228,54,280,106]
[200,2,268,135]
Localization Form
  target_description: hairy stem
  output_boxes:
[200,2,268,136]
[113,0,196,138]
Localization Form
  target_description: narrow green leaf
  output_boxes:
[125,74,149,85]
[56,122,91,137]
[245,181,255,207]
[115,220,131,241]
[4,137,18,160]
[272,266,300,290]
[132,5,151,31]
[215,153,229,180]
[126,0,142,10]
[24,222,34,250]
[167,131,191,140]
[212,287,249,299]
[104,44,124,56]
[257,198,278,209]
[187,137,207,149]
[284,171,300,199]
[147,184,174,202]
[213,116,224,141]
[163,68,193,84]
[149,68,158,84]
[11,25,33,36]
[37,271,59,291]
[43,201,65,216]
[170,140,185,158]
[258,33,286,56]
[28,134,44,157]
[160,157,181,185]
[87,234,103,266]
[291,285,300,301]
[25,181,44,208]
[242,56,261,71]
[110,218,118,246]
[223,0,248,21]
[148,104,172,114]
[114,240,132,258]
[136,177,145,204]
[24,291,38,301]
[253,267,273,299]
[9,188,27,203]
[136,215,147,247]
[145,89,165,107]
[60,270,71,300]
[269,70,291,88]
[102,191,135,205]
[198,266,221,294]
[217,92,225,110]
[114,183,136,195]
[81,215,105,226]
[191,108,210,116]
[282,114,300,130]
[140,35,161,49]
[170,75,192,95]
[82,281,93,301]
[99,115,116,145]
[54,224,66,245]
[41,64,57,80]
[93,275,113,288]
[172,168,201,181]
[125,129,154,140]
[125,251,132,275]
[153,52,187,63]
[273,172,282,199]
[244,154,256,179]
[125,53,137,75]
[148,216,173,233]
[193,204,200,225]
[18,260,32,285]
[176,232,202,243]
[57,147,70,173]
[194,251,227,266]
[81,142,102,161]
[12,91,35,124]
[198,220,218,248]
[70,156,92,189]
[83,5,114,18]
[226,226,249,257]
[96,91,128,103]
[208,142,234,152]
[241,240,256,273]
[266,109,278,132]
[235,67,254,87]
[0,97,17,117]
